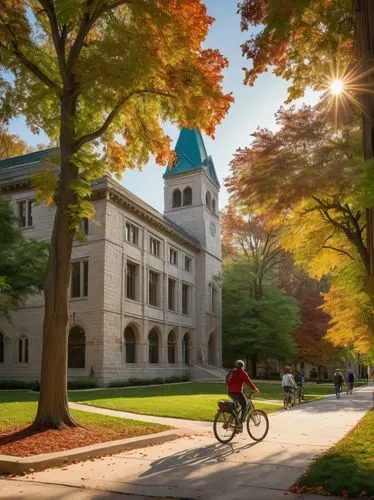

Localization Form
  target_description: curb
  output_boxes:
[0,428,189,475]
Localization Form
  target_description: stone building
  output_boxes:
[0,128,222,385]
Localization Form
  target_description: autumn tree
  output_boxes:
[221,202,284,300]
[0,1,232,429]
[226,101,374,351]
[238,0,374,304]
[222,258,299,377]
[0,124,29,159]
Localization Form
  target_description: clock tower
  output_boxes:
[164,128,222,367]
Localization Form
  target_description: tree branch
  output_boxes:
[0,17,60,92]
[73,89,176,151]
[322,245,356,261]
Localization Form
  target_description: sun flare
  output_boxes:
[330,79,344,96]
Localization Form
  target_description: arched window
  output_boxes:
[124,326,136,363]
[212,198,216,213]
[205,190,211,208]
[182,333,190,365]
[18,336,28,363]
[149,329,159,364]
[172,189,182,208]
[168,330,176,364]
[0,332,4,363]
[183,187,192,206]
[68,326,85,368]
[208,331,216,366]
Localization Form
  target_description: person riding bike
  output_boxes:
[226,360,259,430]
[282,366,298,409]
[347,369,355,394]
[294,370,304,400]
[333,369,344,399]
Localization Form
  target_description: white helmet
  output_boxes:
[235,360,245,368]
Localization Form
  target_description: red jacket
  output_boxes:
[226,368,257,393]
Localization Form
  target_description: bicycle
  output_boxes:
[213,391,269,444]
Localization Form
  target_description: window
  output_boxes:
[0,332,4,363]
[149,270,160,307]
[212,198,216,213]
[126,262,138,301]
[182,283,190,314]
[18,200,33,228]
[211,285,218,313]
[168,331,176,364]
[182,332,190,365]
[126,222,139,245]
[80,218,89,235]
[68,326,85,368]
[18,336,28,363]
[150,237,160,257]
[184,256,191,272]
[183,187,192,206]
[149,329,159,363]
[205,190,211,209]
[169,248,178,266]
[168,278,176,311]
[71,260,89,298]
[124,326,136,363]
[172,189,182,208]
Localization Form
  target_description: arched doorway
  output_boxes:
[182,332,191,365]
[124,325,136,363]
[168,330,176,364]
[208,331,216,366]
[68,326,85,368]
[148,328,159,364]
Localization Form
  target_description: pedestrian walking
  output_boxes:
[347,369,355,394]
[333,369,344,399]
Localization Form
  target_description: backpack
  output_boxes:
[348,372,354,383]
[333,373,342,385]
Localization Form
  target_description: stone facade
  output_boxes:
[0,129,222,385]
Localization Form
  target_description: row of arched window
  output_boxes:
[171,187,217,212]
[0,332,29,363]
[124,326,190,365]
[0,327,191,368]
[172,187,192,208]
[68,325,191,369]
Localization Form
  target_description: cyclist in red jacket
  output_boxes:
[226,360,259,429]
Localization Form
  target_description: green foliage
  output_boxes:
[222,258,300,364]
[0,199,48,315]
[67,379,98,390]
[108,376,189,387]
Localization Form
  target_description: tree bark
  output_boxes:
[355,0,374,301]
[251,353,257,379]
[32,95,78,429]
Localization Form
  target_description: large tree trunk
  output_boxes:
[33,96,78,429]
[251,353,257,379]
[355,1,374,307]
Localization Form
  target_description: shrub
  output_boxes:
[108,380,131,388]
[67,379,98,390]
[0,379,35,390]
[128,378,147,386]
[151,377,164,385]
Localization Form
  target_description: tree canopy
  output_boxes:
[238,0,354,100]
[222,258,299,374]
[0,200,48,316]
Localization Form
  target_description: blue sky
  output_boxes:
[9,0,319,212]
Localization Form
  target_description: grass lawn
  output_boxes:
[0,391,170,457]
[293,409,374,498]
[70,382,283,420]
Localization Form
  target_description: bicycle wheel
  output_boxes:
[246,409,269,441]
[213,411,238,443]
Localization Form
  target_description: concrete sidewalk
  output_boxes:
[1,384,373,500]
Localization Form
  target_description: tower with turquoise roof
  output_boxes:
[164,128,222,368]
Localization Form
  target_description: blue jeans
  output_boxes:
[335,383,341,398]
[229,392,248,421]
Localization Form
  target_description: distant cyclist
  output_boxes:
[347,369,355,394]
[294,370,304,400]
[226,360,259,430]
[282,366,298,409]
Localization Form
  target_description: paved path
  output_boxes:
[1,384,373,500]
